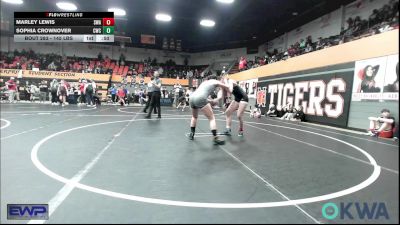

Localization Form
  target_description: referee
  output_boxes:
[142,79,157,114]
[145,71,162,119]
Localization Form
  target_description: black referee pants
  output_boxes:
[147,91,161,118]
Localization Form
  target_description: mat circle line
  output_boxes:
[1,119,11,129]
[31,118,381,208]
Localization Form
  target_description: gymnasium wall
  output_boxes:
[1,38,190,65]
[1,35,260,66]
[344,0,391,25]
[265,0,392,53]
[229,30,399,130]
[190,48,266,65]
[229,30,399,81]
[1,36,10,52]
[286,8,342,47]
[1,0,392,67]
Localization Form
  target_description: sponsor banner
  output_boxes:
[257,69,354,127]
[0,69,110,82]
[352,54,399,101]
[141,34,156,45]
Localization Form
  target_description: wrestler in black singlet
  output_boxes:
[232,84,249,103]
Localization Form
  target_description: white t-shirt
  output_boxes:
[175,85,181,93]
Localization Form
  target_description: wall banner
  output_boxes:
[257,65,354,127]
[352,54,399,102]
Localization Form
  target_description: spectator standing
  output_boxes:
[5,77,16,103]
[174,83,181,107]
[57,80,68,107]
[39,80,48,103]
[187,70,193,79]
[50,79,59,105]
[299,39,306,52]
[15,79,21,102]
[239,57,247,72]
[117,85,127,106]
[108,84,117,104]
[126,83,136,105]
[30,83,40,102]
[78,79,87,106]
[139,89,145,105]
[85,79,96,106]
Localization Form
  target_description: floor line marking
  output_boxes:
[258,118,398,148]
[243,122,398,174]
[2,107,111,140]
[1,117,77,140]
[29,111,139,224]
[187,118,321,223]
[219,145,321,224]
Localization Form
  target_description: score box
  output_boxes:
[103,26,114,34]
[102,18,115,26]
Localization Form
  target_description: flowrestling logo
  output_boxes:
[321,202,389,220]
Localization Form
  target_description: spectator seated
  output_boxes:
[365,109,396,138]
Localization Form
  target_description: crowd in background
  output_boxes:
[0,50,208,81]
[0,76,100,107]
[237,0,399,72]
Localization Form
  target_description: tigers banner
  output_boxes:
[257,63,354,127]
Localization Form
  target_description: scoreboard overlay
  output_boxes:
[14,12,114,43]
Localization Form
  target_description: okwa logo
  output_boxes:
[322,202,389,220]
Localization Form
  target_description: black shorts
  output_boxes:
[60,90,67,96]
[178,96,186,103]
[232,85,249,103]
[234,94,249,103]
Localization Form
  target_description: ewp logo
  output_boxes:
[322,202,389,220]
[7,204,49,220]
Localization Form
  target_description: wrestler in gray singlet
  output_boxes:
[190,80,219,109]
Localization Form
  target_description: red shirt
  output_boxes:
[7,80,16,91]
[239,59,247,70]
[117,89,125,97]
[79,83,85,92]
